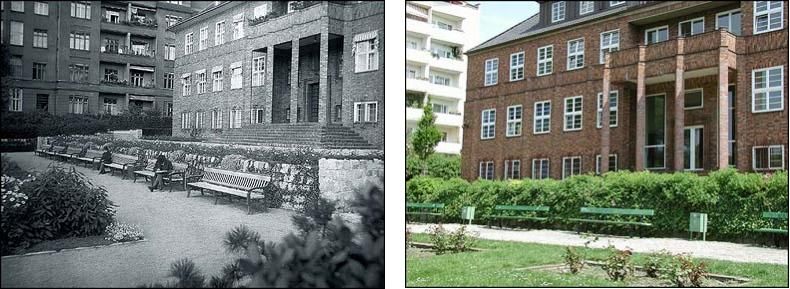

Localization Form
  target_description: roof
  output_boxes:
[467,13,539,54]
[167,1,235,32]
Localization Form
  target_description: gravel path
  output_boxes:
[1,152,297,287]
[407,223,788,265]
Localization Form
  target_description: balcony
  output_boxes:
[406,48,431,64]
[406,76,430,93]
[100,78,129,87]
[406,107,422,121]
[406,18,432,36]
[431,25,465,45]
[101,16,157,37]
[431,55,465,72]
[434,111,463,127]
[247,1,320,26]
[426,82,463,99]
[101,45,156,66]
[435,141,461,154]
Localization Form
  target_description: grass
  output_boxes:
[407,234,789,287]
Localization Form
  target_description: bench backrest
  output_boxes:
[406,203,444,209]
[51,145,66,152]
[84,150,104,158]
[580,207,654,216]
[144,159,189,172]
[762,212,788,219]
[66,147,83,155]
[201,167,270,191]
[111,154,138,165]
[495,205,550,212]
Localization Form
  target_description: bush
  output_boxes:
[665,253,707,287]
[644,249,673,278]
[104,222,144,242]
[427,224,477,254]
[406,154,461,180]
[563,246,584,274]
[0,111,171,139]
[602,246,634,281]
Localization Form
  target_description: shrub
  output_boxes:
[427,224,477,254]
[601,246,634,281]
[104,222,144,242]
[563,246,584,274]
[291,197,336,237]
[427,224,451,254]
[406,154,461,180]
[644,249,673,278]
[665,253,707,287]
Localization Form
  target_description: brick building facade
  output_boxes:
[2,1,208,116]
[168,1,384,149]
[462,1,788,180]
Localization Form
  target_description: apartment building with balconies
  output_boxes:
[406,1,479,155]
[462,1,788,180]
[2,1,208,116]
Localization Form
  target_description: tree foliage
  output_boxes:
[410,101,442,164]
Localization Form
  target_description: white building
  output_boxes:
[406,1,479,155]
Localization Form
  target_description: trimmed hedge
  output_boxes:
[0,111,171,139]
[406,169,788,241]
[406,154,461,180]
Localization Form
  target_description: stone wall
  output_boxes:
[318,158,384,212]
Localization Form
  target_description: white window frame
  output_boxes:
[644,25,669,44]
[33,30,47,48]
[353,101,378,123]
[532,158,550,179]
[11,1,24,12]
[215,21,225,46]
[509,52,525,81]
[212,69,223,92]
[10,21,23,46]
[506,105,522,137]
[537,45,553,76]
[562,156,582,179]
[716,9,742,36]
[610,1,625,6]
[164,72,174,90]
[566,38,584,70]
[199,26,208,51]
[595,154,618,174]
[753,1,784,34]
[563,96,583,131]
[504,159,521,180]
[533,100,551,134]
[752,145,785,170]
[481,108,496,140]
[69,32,90,51]
[69,96,87,114]
[484,58,498,86]
[579,1,594,15]
[185,33,193,55]
[9,88,23,112]
[252,56,265,86]
[233,13,244,40]
[684,88,704,110]
[34,2,48,15]
[181,112,190,129]
[354,34,379,73]
[599,29,619,64]
[196,70,206,94]
[165,44,175,60]
[182,74,191,96]
[751,65,784,113]
[678,17,705,37]
[551,1,565,23]
[230,109,242,128]
[194,111,204,129]
[211,110,223,129]
[479,161,495,180]
[231,62,242,89]
[684,125,704,171]
[596,90,618,128]
[70,1,91,19]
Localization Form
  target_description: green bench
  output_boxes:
[568,207,654,237]
[754,211,788,247]
[483,205,550,228]
[406,202,444,223]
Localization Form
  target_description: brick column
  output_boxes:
[289,39,300,123]
[635,45,646,171]
[263,46,274,124]
[673,37,685,171]
[600,53,611,173]
[717,31,730,168]
[318,31,329,124]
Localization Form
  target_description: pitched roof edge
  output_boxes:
[466,13,539,54]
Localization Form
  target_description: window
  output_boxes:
[9,88,22,112]
[10,56,22,77]
[252,56,265,86]
[69,32,90,50]
[33,30,47,48]
[479,161,494,180]
[506,105,522,137]
[232,13,244,40]
[684,126,704,171]
[432,103,448,114]
[354,101,378,123]
[103,98,118,115]
[164,73,174,89]
[182,74,191,96]
[430,73,450,86]
[167,1,183,5]
[70,1,91,19]
[534,100,551,134]
[567,38,584,70]
[34,2,48,15]
[532,159,550,179]
[684,88,703,109]
[504,160,521,179]
[37,94,49,111]
[484,58,498,86]
[166,15,182,28]
[11,1,23,12]
[32,63,46,80]
[562,156,582,179]
[537,45,553,76]
[198,27,208,50]
[185,33,193,55]
[254,4,269,18]
[194,112,204,129]
[645,94,666,169]
[230,109,242,128]
[231,63,242,89]
[104,68,117,81]
[753,145,784,170]
[579,1,594,15]
[433,19,454,31]
[431,42,453,59]
[164,103,173,117]
[69,96,88,114]
[679,17,705,37]
[752,66,783,112]
[564,96,583,131]
[645,26,668,44]
[354,31,379,73]
[610,1,625,6]
[251,108,265,124]
[754,1,783,34]
[105,10,120,23]
[599,30,619,64]
[69,64,89,82]
[211,110,223,129]
[164,44,176,60]
[551,2,565,23]
[717,9,742,36]
[287,1,300,13]
[197,70,207,93]
[215,21,225,45]
[10,21,23,46]
[212,67,223,92]
[509,52,525,81]
[131,72,143,87]
[181,112,191,129]
[596,154,618,174]
[481,109,496,139]
[728,85,736,166]
[596,91,618,128]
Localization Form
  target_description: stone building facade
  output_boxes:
[168,1,384,148]
[463,1,788,180]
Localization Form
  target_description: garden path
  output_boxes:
[407,223,788,265]
[1,152,296,287]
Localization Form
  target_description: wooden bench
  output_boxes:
[104,154,139,179]
[133,159,190,191]
[754,211,788,247]
[186,167,272,214]
[56,147,84,163]
[74,149,105,169]
[483,205,550,228]
[567,207,654,237]
[43,145,66,159]
[406,202,445,223]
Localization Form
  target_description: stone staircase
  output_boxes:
[211,123,377,149]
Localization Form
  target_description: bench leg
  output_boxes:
[133,174,137,183]
[214,192,219,205]
[247,195,251,215]
[187,186,191,198]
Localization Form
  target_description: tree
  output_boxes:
[410,99,442,175]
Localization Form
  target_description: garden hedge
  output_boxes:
[0,111,171,139]
[406,169,788,241]
[406,154,461,180]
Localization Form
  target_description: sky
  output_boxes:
[470,1,539,45]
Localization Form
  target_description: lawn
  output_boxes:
[407,234,789,287]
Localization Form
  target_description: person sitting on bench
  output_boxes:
[98,146,113,174]
[148,154,173,192]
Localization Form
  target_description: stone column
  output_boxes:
[635,45,646,171]
[264,45,274,124]
[318,31,329,124]
[717,31,730,168]
[289,39,300,123]
[673,37,685,171]
[600,53,611,173]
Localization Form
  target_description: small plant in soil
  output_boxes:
[644,249,673,278]
[601,246,634,281]
[427,225,477,254]
[406,227,412,248]
[666,253,707,287]
[563,246,584,274]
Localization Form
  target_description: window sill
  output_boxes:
[754,27,785,35]
[509,78,525,82]
[752,108,784,114]
[684,106,703,110]
[563,128,582,132]
[536,72,553,77]
[566,66,585,71]
[354,69,379,74]
[505,134,522,138]
[533,131,550,135]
